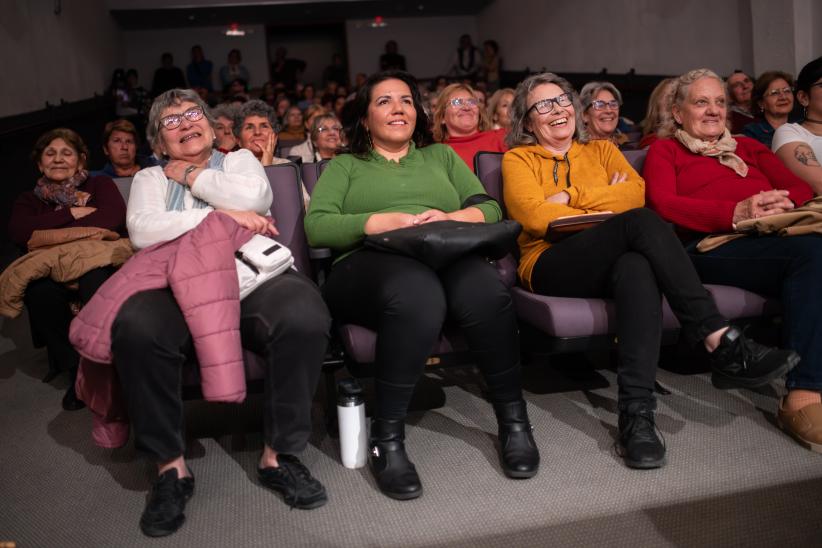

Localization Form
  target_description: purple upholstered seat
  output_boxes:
[300,160,330,195]
[622,149,647,173]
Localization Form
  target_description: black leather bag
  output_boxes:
[364,220,522,270]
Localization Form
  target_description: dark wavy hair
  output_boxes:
[343,70,433,157]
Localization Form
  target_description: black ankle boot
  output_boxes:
[62,367,85,411]
[369,419,422,500]
[617,401,666,469]
[493,400,540,478]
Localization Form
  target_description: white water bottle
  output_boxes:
[337,378,367,469]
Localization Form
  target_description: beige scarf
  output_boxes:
[674,128,748,177]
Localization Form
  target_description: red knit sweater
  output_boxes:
[9,175,127,248]
[444,128,507,168]
[643,136,814,236]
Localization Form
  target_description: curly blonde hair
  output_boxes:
[431,83,491,142]
[658,68,726,138]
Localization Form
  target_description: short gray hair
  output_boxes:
[211,103,238,121]
[507,72,589,149]
[658,68,727,138]
[310,113,340,143]
[579,81,623,111]
[233,100,279,138]
[146,88,215,151]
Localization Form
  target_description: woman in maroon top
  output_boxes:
[9,128,126,410]
[644,68,822,453]
[433,83,507,168]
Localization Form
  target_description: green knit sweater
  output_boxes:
[304,143,502,252]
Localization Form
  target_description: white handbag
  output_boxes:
[235,234,295,299]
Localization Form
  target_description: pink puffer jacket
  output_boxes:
[70,211,254,404]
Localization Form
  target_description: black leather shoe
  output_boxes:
[61,383,85,411]
[617,401,666,469]
[42,369,60,383]
[370,419,422,500]
[494,400,540,478]
[710,325,800,389]
[140,469,195,537]
[258,454,328,509]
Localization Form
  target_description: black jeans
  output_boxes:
[24,267,115,376]
[530,208,727,407]
[687,234,822,390]
[323,249,522,421]
[111,270,331,462]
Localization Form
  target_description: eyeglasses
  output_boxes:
[527,93,573,115]
[764,87,793,98]
[448,97,480,109]
[590,99,620,111]
[158,106,205,131]
[317,125,342,134]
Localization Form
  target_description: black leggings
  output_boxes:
[111,270,331,462]
[323,249,522,421]
[530,208,727,407]
[24,267,115,375]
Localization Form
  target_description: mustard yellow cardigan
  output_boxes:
[502,140,645,290]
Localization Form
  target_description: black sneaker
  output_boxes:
[617,402,666,469]
[258,454,328,509]
[710,326,800,390]
[139,469,195,537]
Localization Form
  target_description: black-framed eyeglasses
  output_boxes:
[527,93,573,115]
[448,97,480,109]
[159,106,204,131]
[764,87,793,98]
[317,125,343,134]
[590,99,620,111]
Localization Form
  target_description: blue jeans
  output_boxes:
[687,234,822,390]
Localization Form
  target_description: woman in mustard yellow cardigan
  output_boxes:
[502,72,799,470]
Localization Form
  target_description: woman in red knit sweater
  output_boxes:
[644,68,822,453]
[432,83,507,168]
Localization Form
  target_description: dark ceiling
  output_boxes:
[110,0,493,30]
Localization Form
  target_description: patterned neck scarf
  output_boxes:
[34,169,90,209]
[164,150,226,211]
[674,128,748,177]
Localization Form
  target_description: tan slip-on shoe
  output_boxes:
[777,400,822,453]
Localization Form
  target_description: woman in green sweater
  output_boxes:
[305,71,539,500]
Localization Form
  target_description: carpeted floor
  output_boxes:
[2,312,822,548]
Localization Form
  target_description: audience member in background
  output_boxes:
[379,40,406,72]
[219,49,250,91]
[260,81,277,106]
[579,81,638,149]
[305,71,539,500]
[472,88,487,109]
[638,77,677,149]
[224,78,250,102]
[323,54,348,87]
[108,69,131,114]
[741,71,796,149]
[298,84,316,110]
[151,53,186,98]
[95,119,155,178]
[9,128,126,410]
[275,97,291,125]
[503,72,800,470]
[114,89,330,536]
[211,104,239,153]
[234,99,289,166]
[643,68,822,453]
[446,34,480,80]
[773,57,822,194]
[433,83,507,167]
[333,96,346,118]
[278,106,306,142]
[727,70,756,133]
[352,72,368,94]
[487,88,515,131]
[270,47,306,90]
[303,104,327,132]
[186,45,213,93]
[480,40,502,92]
[290,113,342,163]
